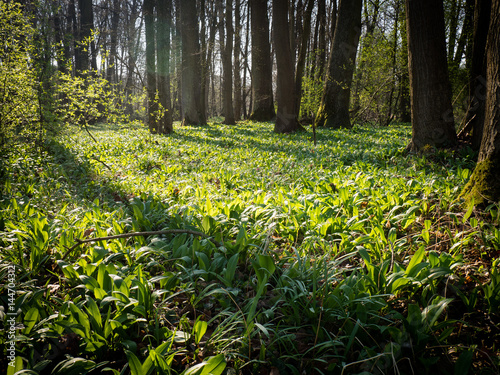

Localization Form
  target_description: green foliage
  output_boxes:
[0,2,39,154]
[352,30,399,125]
[0,121,498,373]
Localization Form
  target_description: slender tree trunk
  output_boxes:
[205,3,217,118]
[405,0,457,151]
[107,0,120,83]
[447,0,460,62]
[222,0,235,124]
[316,0,327,81]
[157,0,174,133]
[249,0,275,121]
[242,3,251,118]
[144,0,158,133]
[463,0,491,150]
[294,0,314,115]
[315,0,362,129]
[180,0,205,125]
[461,0,500,206]
[234,0,242,120]
[272,0,304,133]
[399,3,411,122]
[454,0,475,67]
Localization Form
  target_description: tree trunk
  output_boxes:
[249,0,275,121]
[294,0,314,115]
[399,4,411,122]
[405,0,457,151]
[315,0,362,129]
[463,0,491,150]
[272,0,304,133]
[234,0,242,120]
[180,0,205,125]
[316,0,327,81]
[144,0,158,133]
[461,0,500,206]
[107,0,120,83]
[76,0,93,73]
[157,0,174,134]
[221,0,235,124]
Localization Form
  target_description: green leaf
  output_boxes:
[125,350,143,375]
[463,199,474,224]
[6,356,23,375]
[23,307,39,335]
[406,247,426,277]
[182,354,226,375]
[223,253,239,287]
[194,319,208,345]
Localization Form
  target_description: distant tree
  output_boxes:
[157,0,174,133]
[220,0,235,124]
[272,0,304,133]
[294,0,314,114]
[234,0,243,120]
[404,0,457,151]
[180,0,205,125]
[77,0,97,73]
[144,0,158,133]
[249,0,275,121]
[461,0,500,205]
[315,0,362,129]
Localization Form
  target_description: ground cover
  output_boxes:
[0,120,499,374]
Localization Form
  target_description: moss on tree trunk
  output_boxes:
[460,158,500,207]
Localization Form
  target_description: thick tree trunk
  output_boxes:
[315,0,362,129]
[405,0,457,151]
[144,0,158,133]
[180,0,205,125]
[157,0,173,133]
[272,0,304,133]
[249,0,275,121]
[461,0,500,206]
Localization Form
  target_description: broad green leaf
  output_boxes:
[23,307,39,335]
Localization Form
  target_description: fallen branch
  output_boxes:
[61,229,222,261]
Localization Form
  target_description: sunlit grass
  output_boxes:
[1,120,498,374]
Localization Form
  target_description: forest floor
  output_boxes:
[0,120,499,375]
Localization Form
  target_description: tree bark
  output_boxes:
[221,0,235,124]
[234,0,242,120]
[461,0,500,206]
[272,0,304,133]
[315,0,362,129]
[249,0,275,121]
[157,0,174,133]
[180,0,205,125]
[144,0,158,133]
[405,0,457,151]
[76,0,93,73]
[463,0,491,150]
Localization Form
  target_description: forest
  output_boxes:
[0,0,500,374]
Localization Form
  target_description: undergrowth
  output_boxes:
[0,121,499,374]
